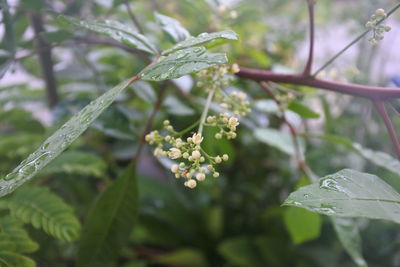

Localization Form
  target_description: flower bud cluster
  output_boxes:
[146,125,229,189]
[218,90,251,117]
[366,8,391,45]
[205,113,240,140]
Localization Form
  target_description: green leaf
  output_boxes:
[2,186,81,241]
[0,251,36,267]
[218,237,264,267]
[283,169,400,224]
[288,100,320,119]
[58,16,158,55]
[331,218,367,267]
[40,30,74,43]
[154,12,190,43]
[162,30,238,55]
[130,81,156,104]
[39,151,107,178]
[152,248,208,267]
[141,46,227,81]
[284,206,321,244]
[0,216,39,253]
[77,163,138,267]
[0,79,134,197]
[254,128,304,156]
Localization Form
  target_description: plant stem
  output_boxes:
[198,89,216,134]
[175,120,200,136]
[312,2,400,77]
[123,0,144,34]
[303,0,315,76]
[372,100,400,159]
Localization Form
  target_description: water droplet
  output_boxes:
[4,172,20,181]
[303,194,310,199]
[198,33,208,37]
[18,163,36,176]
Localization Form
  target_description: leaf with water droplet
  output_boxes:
[58,15,158,55]
[283,169,400,224]
[162,30,238,55]
[0,79,134,197]
[141,46,228,81]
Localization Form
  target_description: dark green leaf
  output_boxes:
[284,169,400,224]
[77,163,138,267]
[162,30,238,55]
[58,16,158,55]
[0,216,39,253]
[0,79,134,197]
[141,46,227,81]
[154,12,190,43]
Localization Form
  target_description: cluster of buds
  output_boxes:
[365,8,391,45]
[206,113,239,140]
[146,123,229,189]
[146,64,250,189]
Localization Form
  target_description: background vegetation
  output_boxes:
[1,0,400,266]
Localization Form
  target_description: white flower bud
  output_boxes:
[231,63,240,73]
[196,173,206,181]
[222,154,229,161]
[375,8,386,17]
[179,162,185,168]
[163,120,170,126]
[213,172,220,178]
[186,179,197,189]
[192,150,201,160]
[228,117,239,128]
[215,156,222,163]
[154,148,163,157]
[168,148,182,159]
[183,152,189,159]
[215,133,222,139]
[171,164,179,173]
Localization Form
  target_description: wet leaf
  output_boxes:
[141,46,227,81]
[162,30,238,55]
[58,16,158,55]
[288,100,320,119]
[284,206,321,244]
[283,169,400,224]
[0,79,134,197]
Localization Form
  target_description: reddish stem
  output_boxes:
[237,67,400,100]
[372,101,400,159]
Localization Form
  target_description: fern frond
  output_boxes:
[0,216,38,267]
[2,186,81,242]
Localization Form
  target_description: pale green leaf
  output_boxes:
[353,142,400,174]
[331,218,367,267]
[254,128,304,156]
[141,46,227,81]
[58,16,158,55]
[77,163,138,267]
[284,206,321,244]
[0,79,134,197]
[288,100,320,119]
[154,12,190,43]
[162,30,238,55]
[284,169,400,224]
[152,248,208,267]
[0,251,35,267]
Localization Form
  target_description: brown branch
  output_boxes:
[372,101,400,159]
[303,0,315,76]
[237,67,400,100]
[30,13,59,108]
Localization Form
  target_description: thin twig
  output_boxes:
[372,100,400,159]
[134,83,167,161]
[30,13,59,108]
[303,0,315,76]
[312,2,400,77]
[123,0,144,34]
